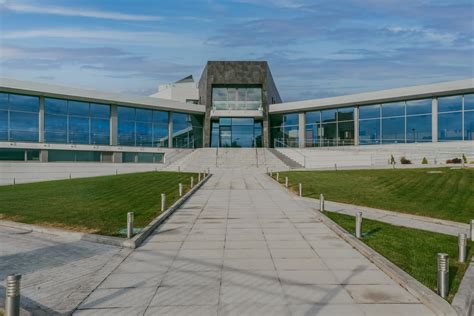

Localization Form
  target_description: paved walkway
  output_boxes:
[298,197,470,237]
[0,225,129,314]
[75,170,435,316]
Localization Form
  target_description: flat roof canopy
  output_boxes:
[270,78,474,114]
[0,78,206,114]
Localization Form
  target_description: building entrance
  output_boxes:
[211,118,262,147]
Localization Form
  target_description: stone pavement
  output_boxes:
[75,170,435,316]
[298,197,470,237]
[0,225,130,315]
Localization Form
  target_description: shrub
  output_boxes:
[446,158,462,164]
[421,157,428,164]
[390,155,396,165]
[462,154,467,163]
[400,156,412,164]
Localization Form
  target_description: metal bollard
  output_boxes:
[470,219,474,242]
[437,253,449,299]
[191,176,194,188]
[178,166,181,173]
[127,212,134,239]
[299,183,302,197]
[285,177,289,188]
[69,173,72,179]
[276,173,279,181]
[179,183,183,197]
[5,274,21,316]
[207,167,210,174]
[198,173,201,182]
[115,169,118,175]
[161,193,166,212]
[13,178,15,185]
[458,233,467,263]
[270,170,273,177]
[355,211,362,239]
[334,163,337,171]
[320,193,325,211]
[266,167,269,173]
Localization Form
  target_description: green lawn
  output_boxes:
[325,211,472,302]
[0,171,197,236]
[275,168,474,223]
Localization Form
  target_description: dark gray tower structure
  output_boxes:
[198,61,281,148]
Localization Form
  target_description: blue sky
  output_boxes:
[1,0,473,101]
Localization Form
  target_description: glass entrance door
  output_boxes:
[211,118,262,147]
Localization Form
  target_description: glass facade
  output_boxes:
[305,107,354,147]
[0,148,40,161]
[172,112,203,148]
[210,118,262,147]
[118,106,168,147]
[438,96,462,141]
[0,93,39,142]
[45,98,110,145]
[212,85,262,111]
[271,113,299,147]
[122,152,164,163]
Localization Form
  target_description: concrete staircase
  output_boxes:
[164,148,289,172]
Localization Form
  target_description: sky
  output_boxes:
[0,0,473,102]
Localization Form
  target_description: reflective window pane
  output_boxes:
[406,115,431,143]
[321,122,337,146]
[90,103,110,118]
[284,113,299,126]
[0,93,8,110]
[406,99,432,115]
[45,98,68,115]
[382,102,405,117]
[305,111,320,124]
[9,94,39,112]
[0,148,25,161]
[0,110,9,140]
[9,111,38,142]
[464,94,474,111]
[464,111,474,140]
[136,108,153,122]
[118,106,135,121]
[68,101,89,116]
[321,109,337,123]
[359,104,380,119]
[359,119,380,144]
[438,112,462,141]
[382,117,405,143]
[438,95,462,113]
[338,121,354,146]
[118,121,135,146]
[337,107,354,121]
[69,116,90,144]
[153,111,168,123]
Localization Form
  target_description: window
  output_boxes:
[45,98,110,145]
[211,85,262,110]
[118,106,169,147]
[270,113,299,147]
[0,148,39,161]
[437,96,463,142]
[172,112,203,148]
[0,93,39,142]
[122,152,164,163]
[48,150,101,162]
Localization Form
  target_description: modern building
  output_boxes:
[0,61,473,163]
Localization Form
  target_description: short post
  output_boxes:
[178,166,181,173]
[299,183,302,197]
[179,183,183,197]
[320,193,325,211]
[355,211,362,239]
[270,170,273,177]
[13,178,15,185]
[5,274,21,316]
[437,253,449,299]
[276,173,279,181]
[69,173,71,179]
[191,176,194,188]
[161,193,166,212]
[285,177,288,188]
[127,212,134,239]
[115,169,118,175]
[458,233,467,263]
[207,167,210,174]
[266,167,269,173]
[334,163,337,171]
[470,219,474,242]
[198,173,201,182]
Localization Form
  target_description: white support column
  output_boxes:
[298,112,305,148]
[168,112,173,148]
[110,105,118,146]
[354,106,359,146]
[432,98,438,142]
[39,96,45,143]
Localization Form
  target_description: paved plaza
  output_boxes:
[74,170,435,316]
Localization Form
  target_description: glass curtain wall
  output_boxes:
[305,107,354,147]
[465,94,474,140]
[0,93,39,142]
[270,113,299,147]
[438,96,462,141]
[172,113,203,148]
[117,106,168,147]
[45,98,110,145]
[212,85,262,110]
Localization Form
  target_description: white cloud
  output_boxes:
[2,2,162,21]
[1,28,203,47]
